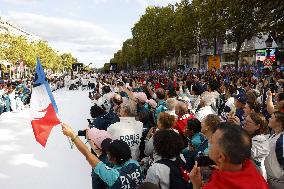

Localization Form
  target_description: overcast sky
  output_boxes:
[0,0,180,68]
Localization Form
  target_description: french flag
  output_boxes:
[30,58,61,147]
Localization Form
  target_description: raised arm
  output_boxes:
[61,123,100,168]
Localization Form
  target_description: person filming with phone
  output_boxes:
[190,122,269,189]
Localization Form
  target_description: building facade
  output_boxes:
[0,16,40,41]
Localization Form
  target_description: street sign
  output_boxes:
[208,55,221,70]
[263,58,273,68]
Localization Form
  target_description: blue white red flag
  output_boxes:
[30,58,61,147]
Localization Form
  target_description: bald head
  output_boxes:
[175,101,188,116]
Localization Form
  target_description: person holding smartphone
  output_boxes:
[190,122,269,189]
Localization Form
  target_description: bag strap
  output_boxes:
[156,157,184,175]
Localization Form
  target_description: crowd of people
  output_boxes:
[0,73,68,115]
[60,67,284,189]
[0,78,32,115]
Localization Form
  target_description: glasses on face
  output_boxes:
[246,120,255,125]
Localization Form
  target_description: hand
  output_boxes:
[61,123,76,138]
[267,90,272,98]
[228,116,241,126]
[146,127,156,139]
[189,161,202,188]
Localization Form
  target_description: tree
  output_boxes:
[173,0,197,55]
[0,34,78,72]
[61,53,77,69]
[257,0,284,44]
[221,0,263,68]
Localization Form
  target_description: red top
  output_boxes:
[154,82,161,90]
[174,113,195,135]
[203,159,269,189]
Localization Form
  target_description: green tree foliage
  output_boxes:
[110,0,282,69]
[0,34,77,71]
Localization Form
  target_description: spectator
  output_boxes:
[244,101,261,116]
[154,88,167,122]
[234,92,247,127]
[61,123,143,189]
[200,114,221,154]
[90,103,120,131]
[145,130,188,189]
[174,101,195,137]
[185,118,204,151]
[107,103,143,160]
[265,111,284,188]
[165,98,177,117]
[144,112,176,160]
[195,92,217,122]
[244,112,270,179]
[267,92,284,114]
[87,128,112,189]
[190,122,269,189]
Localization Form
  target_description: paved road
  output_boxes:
[0,89,93,189]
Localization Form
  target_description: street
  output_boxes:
[0,89,92,189]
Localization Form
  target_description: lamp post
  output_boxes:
[264,33,273,70]
[265,34,273,57]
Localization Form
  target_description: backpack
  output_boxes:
[156,157,191,189]
[113,163,143,189]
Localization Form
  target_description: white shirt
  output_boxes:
[251,134,270,179]
[165,110,177,118]
[107,117,143,160]
[195,106,217,122]
[265,132,284,179]
[145,156,186,189]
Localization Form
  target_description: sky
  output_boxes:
[0,0,180,68]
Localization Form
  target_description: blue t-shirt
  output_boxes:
[93,159,143,189]
[154,100,167,122]
[191,133,204,150]
[236,108,245,127]
[92,153,109,189]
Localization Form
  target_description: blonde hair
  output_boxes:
[158,112,176,129]
[204,114,221,133]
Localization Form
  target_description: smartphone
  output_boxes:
[196,155,215,167]
[89,92,93,98]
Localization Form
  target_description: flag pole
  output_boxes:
[58,114,73,149]
[66,136,73,149]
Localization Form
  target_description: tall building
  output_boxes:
[0,16,41,79]
[0,16,40,41]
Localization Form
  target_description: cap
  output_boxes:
[101,139,131,163]
[147,99,157,108]
[234,93,247,104]
[133,92,148,103]
[87,128,112,149]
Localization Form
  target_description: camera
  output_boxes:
[78,130,87,137]
[89,92,94,99]
[269,82,277,94]
[77,119,93,137]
